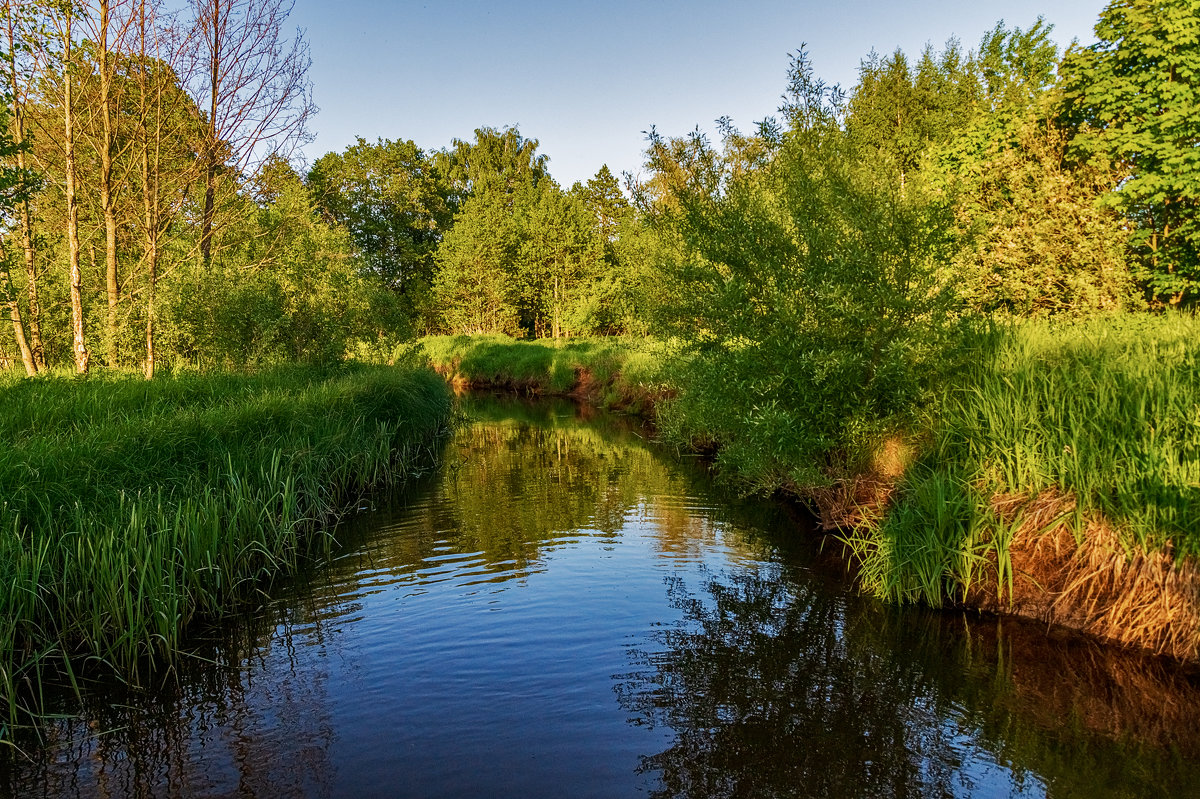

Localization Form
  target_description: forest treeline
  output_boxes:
[2,0,1195,380]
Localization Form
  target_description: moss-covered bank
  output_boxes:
[420,334,671,414]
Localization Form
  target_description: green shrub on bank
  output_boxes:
[848,313,1200,604]
[0,364,452,728]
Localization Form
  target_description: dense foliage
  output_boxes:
[5,0,1199,638]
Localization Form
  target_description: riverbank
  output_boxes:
[420,334,672,414]
[419,322,1200,663]
[0,364,453,730]
[844,315,1200,661]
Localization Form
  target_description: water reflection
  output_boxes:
[2,396,1199,798]
[617,563,1200,798]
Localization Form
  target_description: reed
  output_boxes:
[0,364,452,733]
[842,313,1200,657]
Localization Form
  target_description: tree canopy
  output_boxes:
[1062,0,1200,304]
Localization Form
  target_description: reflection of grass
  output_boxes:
[619,565,1200,798]
[420,335,671,412]
[0,364,452,732]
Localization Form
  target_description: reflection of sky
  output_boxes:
[8,407,1199,797]
[289,0,1109,186]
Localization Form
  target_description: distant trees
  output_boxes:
[432,183,520,335]
[308,137,452,325]
[431,169,605,339]
[438,125,549,198]
[847,39,980,188]
[1061,0,1200,304]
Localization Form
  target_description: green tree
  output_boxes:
[437,125,548,199]
[572,163,628,240]
[163,158,393,364]
[432,181,520,335]
[948,115,1135,316]
[846,39,982,189]
[931,20,1136,316]
[308,137,453,322]
[0,98,40,375]
[1061,0,1200,304]
[513,180,603,338]
[643,49,959,491]
[976,18,1059,110]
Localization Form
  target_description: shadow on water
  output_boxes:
[2,394,1200,798]
[616,561,1200,798]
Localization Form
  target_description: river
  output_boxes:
[4,396,1200,798]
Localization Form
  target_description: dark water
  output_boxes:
[5,397,1200,798]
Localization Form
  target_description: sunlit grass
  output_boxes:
[419,334,673,412]
[846,312,1200,605]
[0,364,452,733]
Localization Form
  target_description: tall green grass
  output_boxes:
[0,364,452,733]
[847,313,1200,604]
[420,335,670,411]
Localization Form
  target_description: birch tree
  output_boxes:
[130,0,196,377]
[43,0,89,373]
[184,0,313,268]
[1,0,46,371]
[80,0,136,365]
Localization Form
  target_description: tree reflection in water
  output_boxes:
[5,397,1200,798]
[617,563,1200,799]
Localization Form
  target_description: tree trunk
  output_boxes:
[1,259,36,376]
[142,143,159,380]
[200,0,220,269]
[145,244,157,379]
[17,197,44,371]
[63,15,89,374]
[98,0,121,366]
[5,7,44,371]
[201,159,216,267]
[552,275,561,339]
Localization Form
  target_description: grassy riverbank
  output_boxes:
[843,315,1200,659]
[0,364,452,730]
[420,334,671,413]
[423,321,1200,661]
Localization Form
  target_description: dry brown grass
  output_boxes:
[971,489,1200,662]
[807,436,912,530]
[808,475,895,531]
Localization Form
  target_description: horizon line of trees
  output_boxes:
[3,0,1196,378]
[304,1,1199,345]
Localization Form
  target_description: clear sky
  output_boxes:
[289,0,1110,188]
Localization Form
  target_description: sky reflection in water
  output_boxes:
[4,396,1200,798]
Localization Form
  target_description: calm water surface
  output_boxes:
[5,397,1200,798]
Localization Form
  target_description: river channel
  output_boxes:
[4,396,1200,798]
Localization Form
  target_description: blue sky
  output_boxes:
[289,0,1110,188]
